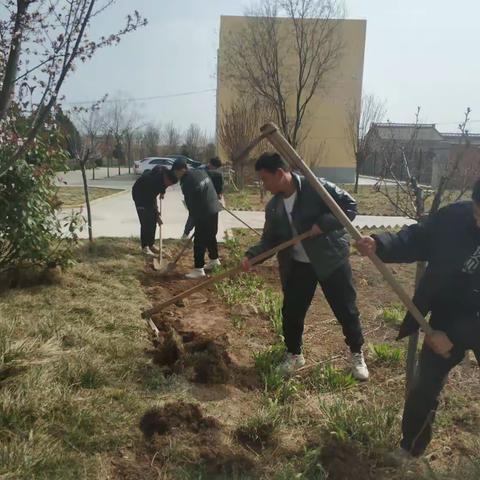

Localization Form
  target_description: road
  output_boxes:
[58,170,415,241]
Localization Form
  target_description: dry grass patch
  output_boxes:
[57,186,123,207]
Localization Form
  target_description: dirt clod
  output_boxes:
[198,446,256,477]
[139,401,219,440]
[234,421,276,452]
[319,438,372,480]
[186,338,231,384]
[151,327,185,373]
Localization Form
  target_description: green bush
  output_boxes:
[0,132,81,276]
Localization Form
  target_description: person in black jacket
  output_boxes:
[183,157,224,238]
[132,165,178,256]
[355,181,480,460]
[171,158,222,278]
[241,153,369,379]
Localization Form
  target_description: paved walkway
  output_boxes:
[58,170,415,241]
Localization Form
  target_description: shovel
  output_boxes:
[153,197,163,271]
[155,232,194,275]
[142,231,311,318]
[260,122,453,358]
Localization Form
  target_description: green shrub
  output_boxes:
[0,133,81,276]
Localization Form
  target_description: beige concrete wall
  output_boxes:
[217,15,366,182]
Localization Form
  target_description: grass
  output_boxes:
[234,406,280,450]
[0,238,180,479]
[224,185,270,211]
[57,186,123,207]
[307,364,357,393]
[319,397,399,452]
[380,302,406,328]
[341,184,471,217]
[370,343,404,365]
[253,344,300,404]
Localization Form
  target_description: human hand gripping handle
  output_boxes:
[261,122,454,359]
[354,236,453,358]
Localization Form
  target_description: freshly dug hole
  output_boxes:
[139,401,219,439]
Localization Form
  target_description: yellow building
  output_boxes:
[216,15,366,183]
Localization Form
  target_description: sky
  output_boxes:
[62,0,480,137]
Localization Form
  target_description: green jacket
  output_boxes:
[245,174,357,287]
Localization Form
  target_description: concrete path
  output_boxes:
[58,170,415,241]
[64,188,415,242]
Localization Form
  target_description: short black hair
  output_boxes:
[172,158,188,171]
[472,178,480,203]
[209,156,222,168]
[166,168,179,184]
[255,152,289,173]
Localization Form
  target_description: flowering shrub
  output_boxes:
[0,126,82,275]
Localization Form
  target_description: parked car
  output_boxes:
[133,157,174,175]
[163,154,203,169]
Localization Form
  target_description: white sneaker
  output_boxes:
[351,352,369,381]
[204,258,221,271]
[149,244,160,254]
[278,352,306,374]
[384,447,415,467]
[185,268,206,279]
[142,246,156,257]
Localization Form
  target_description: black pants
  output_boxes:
[184,214,195,236]
[135,204,156,248]
[282,260,364,355]
[401,309,480,456]
[193,213,218,268]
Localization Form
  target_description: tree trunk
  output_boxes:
[405,187,426,396]
[0,0,29,121]
[80,158,93,245]
[354,168,360,194]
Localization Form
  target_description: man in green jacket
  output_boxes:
[172,159,222,279]
[241,153,369,378]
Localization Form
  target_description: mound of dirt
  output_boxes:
[234,421,277,452]
[186,338,231,384]
[151,327,185,373]
[319,438,372,480]
[150,325,233,384]
[139,401,219,440]
[198,446,256,477]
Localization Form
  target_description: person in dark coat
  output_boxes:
[183,157,224,238]
[241,153,369,379]
[131,165,178,256]
[171,158,222,278]
[355,180,480,460]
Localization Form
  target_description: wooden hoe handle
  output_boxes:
[260,122,435,336]
[142,231,311,318]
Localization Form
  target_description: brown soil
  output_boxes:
[234,422,277,452]
[319,438,372,480]
[139,401,219,439]
[125,238,480,479]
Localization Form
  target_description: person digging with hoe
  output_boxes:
[241,153,369,380]
[171,158,222,279]
[132,165,178,256]
[355,179,480,462]
[183,156,224,238]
